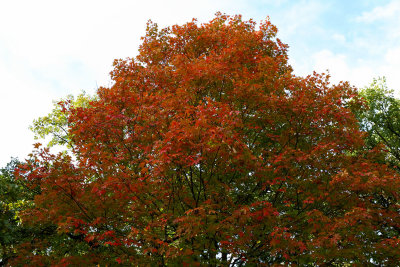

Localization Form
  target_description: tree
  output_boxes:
[0,158,26,266]
[356,77,400,169]
[0,158,48,266]
[30,91,95,149]
[14,14,400,265]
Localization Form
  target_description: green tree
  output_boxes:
[0,158,35,266]
[357,77,400,168]
[30,91,95,149]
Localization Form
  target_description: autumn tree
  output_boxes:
[14,14,400,266]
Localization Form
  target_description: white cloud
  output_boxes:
[290,49,361,86]
[296,48,400,96]
[356,0,400,23]
[270,0,327,38]
[353,1,400,92]
[332,33,346,43]
[384,46,400,64]
[382,46,400,94]
[311,50,374,87]
[0,59,57,164]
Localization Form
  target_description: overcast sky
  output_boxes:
[1,0,399,166]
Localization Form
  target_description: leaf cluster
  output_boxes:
[356,77,400,168]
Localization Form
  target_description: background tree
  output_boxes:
[0,158,25,266]
[356,77,400,169]
[0,158,45,266]
[30,91,95,149]
[14,14,400,266]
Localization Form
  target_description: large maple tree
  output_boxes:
[14,14,400,265]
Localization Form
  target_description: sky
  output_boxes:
[0,0,399,166]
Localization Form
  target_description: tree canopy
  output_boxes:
[30,92,96,149]
[0,158,46,266]
[0,158,26,266]
[356,77,400,169]
[12,14,400,266]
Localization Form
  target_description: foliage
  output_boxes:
[14,14,400,266]
[0,158,38,266]
[30,91,95,149]
[356,77,400,169]
[0,158,104,266]
[0,158,23,266]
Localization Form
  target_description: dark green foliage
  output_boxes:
[0,158,32,266]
